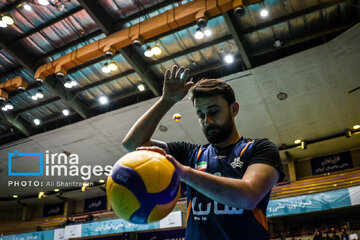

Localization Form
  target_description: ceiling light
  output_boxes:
[301,141,307,150]
[5,102,13,110]
[64,79,73,88]
[196,18,207,28]
[1,107,7,111]
[0,20,7,28]
[82,182,89,192]
[102,63,110,73]
[34,119,41,125]
[99,96,108,105]
[260,9,269,17]
[273,40,282,48]
[151,44,161,55]
[36,90,44,99]
[2,15,14,25]
[144,46,153,57]
[194,28,204,40]
[38,191,45,199]
[137,84,145,92]
[224,54,234,64]
[13,194,18,198]
[99,179,105,183]
[132,39,142,48]
[294,139,301,144]
[234,5,246,17]
[32,95,38,100]
[353,125,360,130]
[204,28,212,37]
[24,4,32,11]
[54,189,60,192]
[71,80,78,87]
[62,109,70,116]
[37,0,49,6]
[108,61,118,71]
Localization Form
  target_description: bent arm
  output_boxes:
[122,97,175,152]
[122,65,192,152]
[173,158,279,210]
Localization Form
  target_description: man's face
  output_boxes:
[194,95,235,144]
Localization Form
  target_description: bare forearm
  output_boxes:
[181,167,257,210]
[122,97,176,151]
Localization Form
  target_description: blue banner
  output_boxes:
[267,188,351,217]
[81,219,160,237]
[138,228,185,240]
[2,230,54,240]
[310,151,353,175]
[79,233,130,240]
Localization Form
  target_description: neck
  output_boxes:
[212,129,241,149]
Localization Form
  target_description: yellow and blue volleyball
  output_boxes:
[173,113,181,122]
[106,150,180,224]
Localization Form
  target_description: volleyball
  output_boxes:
[173,113,181,122]
[106,150,180,224]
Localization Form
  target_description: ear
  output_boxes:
[231,101,239,116]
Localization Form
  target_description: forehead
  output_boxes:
[194,95,228,111]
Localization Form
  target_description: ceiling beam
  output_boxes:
[222,11,252,69]
[242,0,348,35]
[44,74,92,119]
[0,0,22,15]
[13,96,61,115]
[0,36,38,73]
[0,111,32,136]
[0,36,93,120]
[150,34,233,66]
[119,47,161,96]
[114,0,180,30]
[7,21,353,117]
[13,6,83,41]
[77,0,115,35]
[72,69,135,94]
[78,0,161,96]
[251,23,355,57]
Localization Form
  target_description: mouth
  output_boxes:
[206,127,220,135]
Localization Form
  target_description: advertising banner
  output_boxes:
[43,203,65,217]
[84,196,107,212]
[138,228,185,240]
[310,151,353,175]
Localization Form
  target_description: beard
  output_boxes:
[203,113,234,144]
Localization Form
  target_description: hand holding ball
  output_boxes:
[106,150,180,224]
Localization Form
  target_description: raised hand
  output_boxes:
[162,65,194,103]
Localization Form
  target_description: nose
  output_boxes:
[204,114,214,125]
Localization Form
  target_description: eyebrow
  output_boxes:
[196,104,220,114]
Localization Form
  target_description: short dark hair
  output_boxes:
[190,78,236,105]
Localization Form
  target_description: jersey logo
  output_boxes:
[196,161,207,171]
[212,155,227,159]
[191,196,244,221]
[230,157,244,169]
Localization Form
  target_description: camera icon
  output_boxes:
[8,150,43,176]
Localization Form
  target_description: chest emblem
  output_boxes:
[230,157,244,169]
[196,161,207,171]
